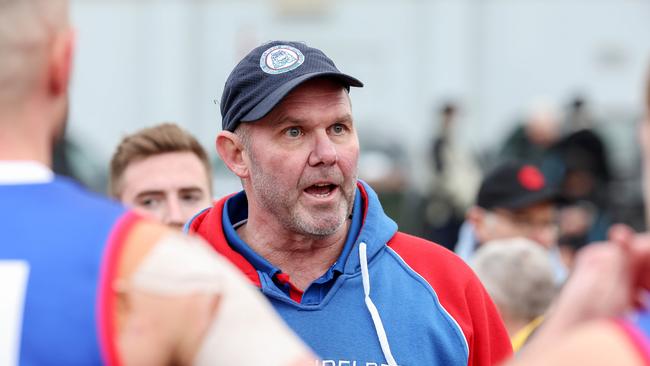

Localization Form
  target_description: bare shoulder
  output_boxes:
[117,219,173,281]
[115,222,316,365]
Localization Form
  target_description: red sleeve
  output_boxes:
[388,232,513,365]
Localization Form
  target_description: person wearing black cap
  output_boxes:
[187,40,512,366]
[455,161,567,284]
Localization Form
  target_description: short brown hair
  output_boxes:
[109,123,212,197]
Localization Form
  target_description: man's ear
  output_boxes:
[48,28,75,96]
[216,131,249,178]
[467,206,485,231]
[467,206,488,245]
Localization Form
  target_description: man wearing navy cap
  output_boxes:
[188,41,512,366]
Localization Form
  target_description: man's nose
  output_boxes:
[308,131,337,166]
[164,198,186,230]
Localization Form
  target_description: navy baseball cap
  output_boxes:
[477,161,559,210]
[220,41,364,132]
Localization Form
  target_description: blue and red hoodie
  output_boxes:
[188,180,512,365]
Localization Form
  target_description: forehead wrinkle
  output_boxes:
[271,99,352,126]
[282,90,350,110]
[253,80,352,131]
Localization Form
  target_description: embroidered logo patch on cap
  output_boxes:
[260,45,305,75]
[518,165,545,191]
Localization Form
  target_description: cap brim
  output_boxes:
[240,72,364,123]
[497,188,559,210]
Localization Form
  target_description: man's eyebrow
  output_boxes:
[134,190,165,199]
[338,114,354,123]
[273,116,306,127]
[178,187,205,194]
[273,113,354,127]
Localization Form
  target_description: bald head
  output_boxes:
[0,0,69,106]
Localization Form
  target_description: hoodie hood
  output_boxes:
[341,180,398,274]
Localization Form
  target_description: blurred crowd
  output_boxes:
[360,95,644,259]
[346,94,648,351]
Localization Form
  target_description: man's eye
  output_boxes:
[331,124,346,135]
[138,197,160,208]
[181,193,202,203]
[285,127,302,138]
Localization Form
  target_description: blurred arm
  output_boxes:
[503,226,650,365]
[115,222,316,365]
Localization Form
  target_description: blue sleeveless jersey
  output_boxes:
[0,177,128,365]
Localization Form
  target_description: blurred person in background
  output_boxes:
[424,101,481,250]
[554,96,613,266]
[472,238,557,352]
[501,67,650,366]
[109,123,213,230]
[499,99,563,171]
[188,40,512,366]
[499,96,613,267]
[0,1,315,365]
[455,161,567,285]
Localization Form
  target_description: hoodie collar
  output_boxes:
[187,193,262,286]
[222,185,364,280]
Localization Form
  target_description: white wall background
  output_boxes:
[69,0,650,194]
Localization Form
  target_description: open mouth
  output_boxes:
[304,183,339,198]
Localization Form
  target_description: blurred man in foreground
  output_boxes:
[0,1,313,364]
[110,123,213,229]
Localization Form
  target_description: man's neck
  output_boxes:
[0,134,52,166]
[237,215,350,291]
[0,110,53,166]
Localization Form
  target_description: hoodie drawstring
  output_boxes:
[359,242,398,366]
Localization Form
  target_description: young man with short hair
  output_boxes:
[110,123,213,229]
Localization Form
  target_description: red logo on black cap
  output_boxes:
[518,165,545,191]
